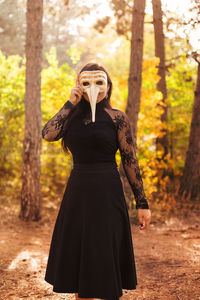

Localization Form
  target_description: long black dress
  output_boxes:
[42,96,149,300]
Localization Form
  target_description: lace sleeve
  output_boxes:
[116,110,149,209]
[42,100,75,142]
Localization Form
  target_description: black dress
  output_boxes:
[42,96,149,300]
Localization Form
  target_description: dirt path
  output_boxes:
[0,204,200,300]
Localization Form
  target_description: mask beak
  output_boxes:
[85,83,100,122]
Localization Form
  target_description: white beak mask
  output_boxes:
[79,70,108,123]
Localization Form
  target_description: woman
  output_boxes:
[42,62,151,300]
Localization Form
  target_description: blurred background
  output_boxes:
[0,0,199,220]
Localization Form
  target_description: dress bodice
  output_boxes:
[64,97,118,165]
[42,96,150,209]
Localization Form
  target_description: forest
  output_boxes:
[0,0,200,299]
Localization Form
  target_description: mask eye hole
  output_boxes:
[96,80,103,85]
[83,81,90,86]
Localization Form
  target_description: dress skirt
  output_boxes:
[44,161,137,300]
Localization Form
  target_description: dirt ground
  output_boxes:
[0,202,200,300]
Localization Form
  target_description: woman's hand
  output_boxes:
[69,73,84,105]
[137,209,151,230]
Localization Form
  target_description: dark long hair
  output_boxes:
[61,61,113,154]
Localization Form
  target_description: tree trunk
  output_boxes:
[19,0,43,221]
[178,57,200,201]
[152,0,169,184]
[119,0,146,207]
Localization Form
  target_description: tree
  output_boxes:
[152,0,169,184]
[125,0,146,142]
[178,52,200,202]
[19,0,43,221]
[117,0,146,206]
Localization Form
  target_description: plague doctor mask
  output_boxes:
[79,70,108,122]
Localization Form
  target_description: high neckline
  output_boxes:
[80,96,107,111]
